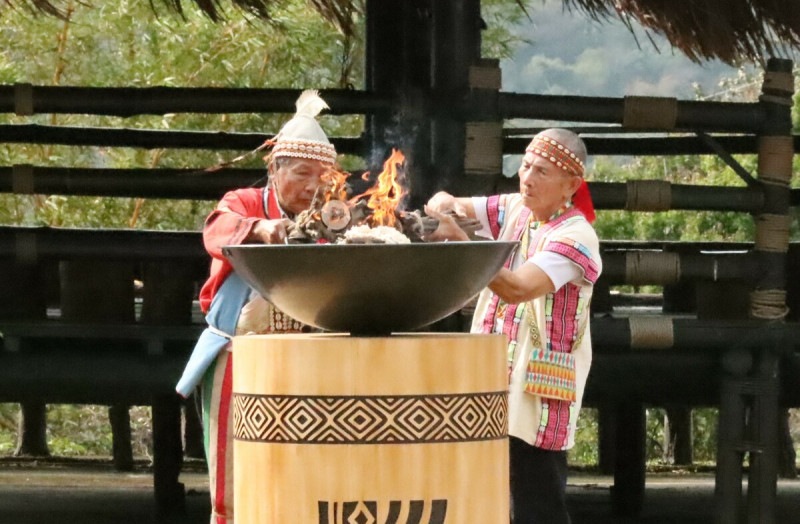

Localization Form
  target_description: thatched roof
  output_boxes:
[9,0,363,35]
[9,0,800,65]
[563,0,800,65]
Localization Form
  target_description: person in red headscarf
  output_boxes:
[425,128,601,524]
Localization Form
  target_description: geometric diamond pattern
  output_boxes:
[233,391,508,444]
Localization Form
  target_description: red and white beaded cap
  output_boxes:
[267,90,338,165]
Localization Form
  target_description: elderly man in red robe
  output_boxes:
[176,90,337,524]
[426,128,601,524]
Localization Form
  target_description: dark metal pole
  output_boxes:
[498,93,764,132]
[363,0,434,206]
[428,0,482,206]
[0,166,265,200]
[506,134,771,156]
[744,57,794,524]
[0,85,390,116]
[0,123,364,153]
[611,402,646,517]
[588,182,764,212]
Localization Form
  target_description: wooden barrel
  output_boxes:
[233,333,508,524]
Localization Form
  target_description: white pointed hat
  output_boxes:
[270,90,338,165]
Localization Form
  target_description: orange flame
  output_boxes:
[351,149,406,227]
[320,167,350,202]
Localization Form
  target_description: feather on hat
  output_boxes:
[271,90,337,165]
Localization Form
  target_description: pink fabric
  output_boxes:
[547,284,580,353]
[535,399,572,450]
[486,194,503,239]
[544,239,600,284]
[214,353,234,522]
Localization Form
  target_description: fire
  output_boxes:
[350,149,406,227]
[321,167,350,202]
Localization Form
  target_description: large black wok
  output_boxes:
[222,241,518,335]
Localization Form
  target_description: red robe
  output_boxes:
[198,187,268,314]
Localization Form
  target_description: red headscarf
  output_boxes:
[527,135,596,223]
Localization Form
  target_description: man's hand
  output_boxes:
[425,191,476,220]
[425,191,466,217]
[422,207,470,242]
[426,191,457,214]
[246,218,292,244]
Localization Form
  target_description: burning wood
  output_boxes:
[286,149,480,244]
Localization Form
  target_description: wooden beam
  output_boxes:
[0,166,265,199]
[0,85,390,117]
[0,123,364,153]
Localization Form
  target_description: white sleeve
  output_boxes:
[471,196,493,239]
[528,251,583,291]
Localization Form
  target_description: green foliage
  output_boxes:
[0,403,153,458]
[591,153,762,242]
[0,403,16,453]
[568,407,719,467]
[569,408,599,465]
[0,0,529,230]
[692,408,719,463]
[0,1,532,462]
[481,0,533,60]
[0,0,368,230]
[643,408,717,464]
[593,63,800,243]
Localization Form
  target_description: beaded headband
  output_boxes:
[526,135,584,177]
[271,137,337,165]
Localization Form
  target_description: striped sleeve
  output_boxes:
[542,238,600,284]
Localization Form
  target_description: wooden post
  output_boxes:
[715,350,749,524]
[786,246,800,477]
[15,402,50,457]
[714,57,795,523]
[611,401,646,517]
[430,0,484,200]
[748,354,780,523]
[141,261,205,459]
[140,261,195,507]
[365,0,432,208]
[661,246,695,467]
[597,404,617,475]
[0,259,50,457]
[152,394,185,518]
[108,404,133,471]
[664,406,693,465]
[745,57,794,524]
[59,259,135,470]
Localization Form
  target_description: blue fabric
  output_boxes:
[175,273,251,397]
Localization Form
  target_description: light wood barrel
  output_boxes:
[233,333,508,524]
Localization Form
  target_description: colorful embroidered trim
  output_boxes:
[480,201,528,335]
[486,194,507,239]
[524,348,577,402]
[522,209,583,261]
[544,238,600,284]
[527,136,584,177]
[534,399,574,451]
